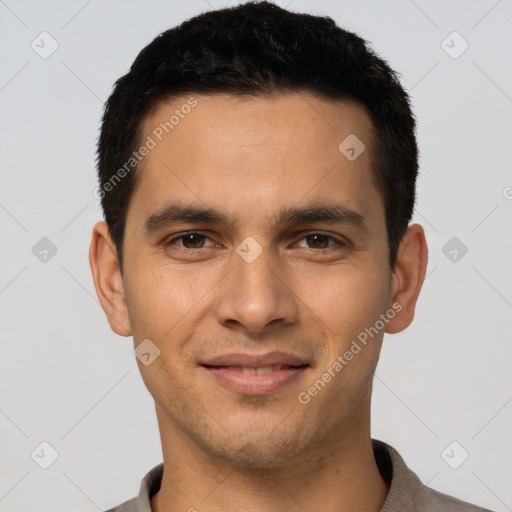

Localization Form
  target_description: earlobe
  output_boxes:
[385,224,428,335]
[89,221,132,337]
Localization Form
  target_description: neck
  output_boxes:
[151,408,389,512]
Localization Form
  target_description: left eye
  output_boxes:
[296,233,341,249]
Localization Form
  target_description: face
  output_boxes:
[92,92,420,468]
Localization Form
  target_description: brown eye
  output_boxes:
[180,233,206,248]
[305,234,331,248]
[164,232,213,250]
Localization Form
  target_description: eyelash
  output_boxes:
[163,231,347,253]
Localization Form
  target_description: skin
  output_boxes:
[90,92,428,512]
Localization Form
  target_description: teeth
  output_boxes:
[227,365,283,374]
[255,366,275,374]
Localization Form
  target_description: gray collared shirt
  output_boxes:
[104,439,494,511]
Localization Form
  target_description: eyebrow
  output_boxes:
[143,201,370,235]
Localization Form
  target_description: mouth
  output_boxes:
[200,352,310,396]
[202,364,306,374]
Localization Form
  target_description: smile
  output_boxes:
[219,365,296,374]
[201,364,309,395]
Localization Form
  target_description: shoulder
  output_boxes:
[372,439,495,512]
[102,462,164,512]
[103,496,138,512]
[418,485,495,511]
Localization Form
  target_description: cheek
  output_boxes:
[124,261,217,342]
[300,263,387,334]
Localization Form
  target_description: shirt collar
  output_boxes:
[133,439,425,511]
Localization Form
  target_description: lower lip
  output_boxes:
[201,366,308,396]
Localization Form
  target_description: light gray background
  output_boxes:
[1,0,511,510]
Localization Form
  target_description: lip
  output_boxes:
[201,366,308,396]
[200,351,310,396]
[201,351,309,368]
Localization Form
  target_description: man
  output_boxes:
[89,2,493,511]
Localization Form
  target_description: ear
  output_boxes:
[89,221,132,336]
[385,223,428,334]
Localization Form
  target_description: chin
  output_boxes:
[198,421,315,469]
[219,441,303,469]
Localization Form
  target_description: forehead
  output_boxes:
[128,92,383,232]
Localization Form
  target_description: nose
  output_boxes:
[214,243,299,334]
